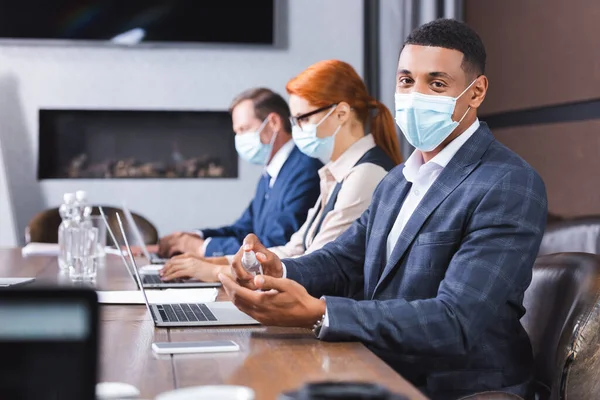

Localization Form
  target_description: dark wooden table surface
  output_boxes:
[0,248,428,400]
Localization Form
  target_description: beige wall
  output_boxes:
[465,0,600,217]
[495,121,600,217]
[465,0,600,115]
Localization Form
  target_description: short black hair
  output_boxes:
[229,87,292,134]
[404,18,486,77]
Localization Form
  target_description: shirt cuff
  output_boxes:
[281,261,287,279]
[202,237,212,255]
[192,230,204,239]
[318,296,329,339]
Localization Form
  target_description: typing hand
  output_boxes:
[159,253,225,282]
[158,232,204,258]
[219,273,325,328]
[230,234,283,290]
[122,245,148,257]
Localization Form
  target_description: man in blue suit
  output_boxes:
[158,88,322,257]
[219,20,547,399]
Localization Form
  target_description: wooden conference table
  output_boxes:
[0,248,427,400]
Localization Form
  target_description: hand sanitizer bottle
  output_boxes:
[241,250,263,276]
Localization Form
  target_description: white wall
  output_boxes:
[0,0,364,246]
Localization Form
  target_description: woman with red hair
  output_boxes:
[160,60,401,281]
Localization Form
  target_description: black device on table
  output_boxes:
[0,288,98,400]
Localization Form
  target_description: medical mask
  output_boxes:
[292,106,341,164]
[394,80,476,151]
[235,118,274,165]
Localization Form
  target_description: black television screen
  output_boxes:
[0,0,275,45]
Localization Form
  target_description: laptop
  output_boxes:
[122,205,169,264]
[99,207,220,289]
[0,277,35,288]
[116,212,259,327]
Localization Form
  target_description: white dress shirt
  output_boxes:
[199,138,296,252]
[264,138,296,188]
[385,119,480,260]
[319,119,480,338]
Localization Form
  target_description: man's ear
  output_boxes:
[469,75,488,109]
[267,112,283,132]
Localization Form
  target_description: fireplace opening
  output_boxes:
[38,109,238,180]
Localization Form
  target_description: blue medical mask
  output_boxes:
[292,106,341,164]
[394,80,476,151]
[235,118,275,165]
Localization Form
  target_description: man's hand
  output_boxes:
[230,234,283,290]
[219,273,326,329]
[160,253,227,282]
[158,232,205,258]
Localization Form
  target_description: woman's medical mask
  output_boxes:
[235,118,275,165]
[394,80,476,151]
[292,106,341,164]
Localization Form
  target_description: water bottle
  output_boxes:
[241,250,263,276]
[69,190,99,280]
[75,190,93,228]
[58,192,76,270]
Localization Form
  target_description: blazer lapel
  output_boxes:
[253,174,269,230]
[364,178,411,299]
[372,123,494,297]
[255,147,298,232]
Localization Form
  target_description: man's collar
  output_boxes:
[402,119,480,182]
[265,137,295,179]
[429,119,480,168]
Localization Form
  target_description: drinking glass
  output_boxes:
[88,216,107,267]
[69,226,99,281]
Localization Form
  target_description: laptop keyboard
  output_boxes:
[142,275,184,285]
[156,304,217,323]
[142,275,162,284]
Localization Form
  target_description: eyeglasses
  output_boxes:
[290,103,337,130]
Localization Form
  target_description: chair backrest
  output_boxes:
[538,216,600,256]
[26,206,158,245]
[521,253,600,400]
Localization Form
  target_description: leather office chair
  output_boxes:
[26,206,158,245]
[462,253,600,400]
[538,216,600,256]
[521,252,600,400]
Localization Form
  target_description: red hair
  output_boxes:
[286,60,401,165]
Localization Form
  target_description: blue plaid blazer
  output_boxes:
[285,123,548,400]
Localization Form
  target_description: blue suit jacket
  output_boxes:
[201,146,322,256]
[285,123,547,400]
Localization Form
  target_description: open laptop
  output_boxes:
[116,212,258,327]
[99,207,220,289]
[122,205,169,264]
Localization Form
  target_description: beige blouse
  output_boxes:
[269,134,390,259]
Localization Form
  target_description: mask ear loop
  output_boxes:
[456,78,478,100]
[262,115,279,169]
[315,105,338,128]
[316,104,343,141]
[454,78,478,123]
[457,106,472,124]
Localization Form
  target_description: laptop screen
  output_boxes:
[0,290,98,400]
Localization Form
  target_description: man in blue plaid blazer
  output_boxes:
[219,19,547,400]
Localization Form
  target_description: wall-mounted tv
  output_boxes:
[0,0,275,46]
